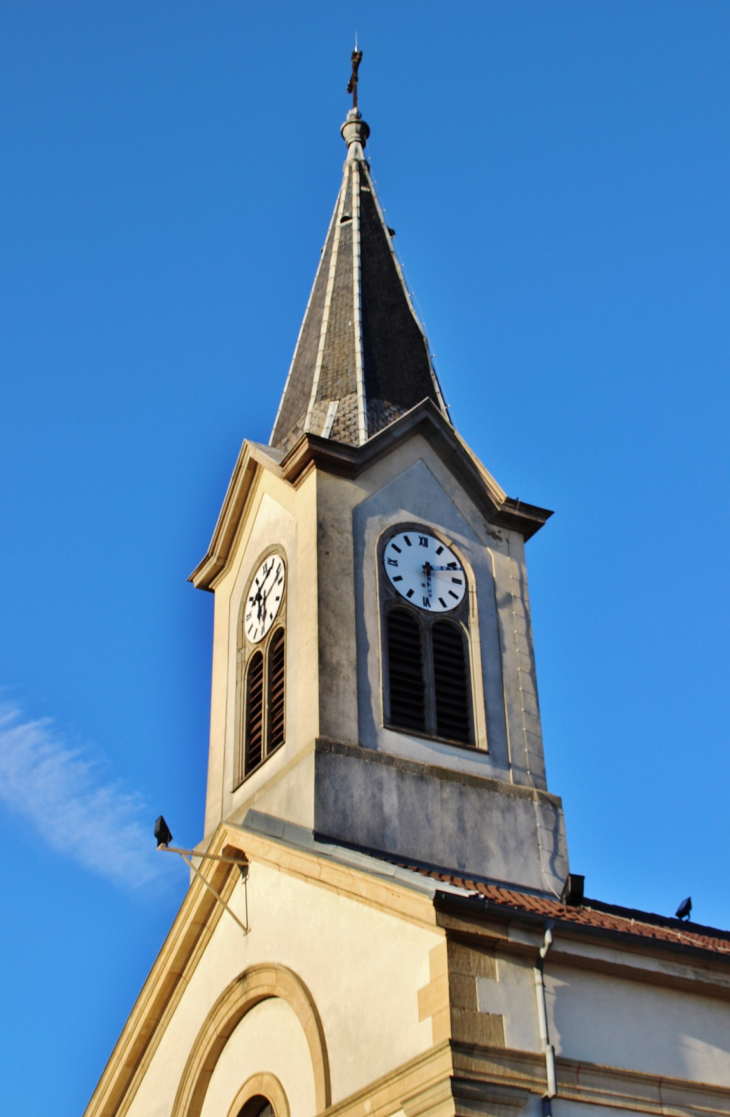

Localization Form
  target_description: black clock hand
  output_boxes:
[250,583,264,622]
[259,566,278,618]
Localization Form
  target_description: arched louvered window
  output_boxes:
[235,553,288,787]
[382,527,474,746]
[387,609,426,732]
[244,651,265,773]
[386,607,472,743]
[241,626,286,781]
[267,627,286,751]
[432,621,471,743]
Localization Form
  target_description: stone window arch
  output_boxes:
[229,1077,290,1117]
[172,964,330,1117]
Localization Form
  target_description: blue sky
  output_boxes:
[1,2,730,1113]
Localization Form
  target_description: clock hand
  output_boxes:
[250,583,264,623]
[259,566,278,617]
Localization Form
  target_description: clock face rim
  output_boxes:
[244,553,286,645]
[382,529,466,613]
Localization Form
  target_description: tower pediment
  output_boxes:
[191,400,552,593]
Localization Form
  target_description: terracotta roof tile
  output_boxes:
[381,856,730,958]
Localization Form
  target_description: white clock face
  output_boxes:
[244,554,286,644]
[383,531,465,612]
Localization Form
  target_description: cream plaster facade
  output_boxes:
[85,822,730,1117]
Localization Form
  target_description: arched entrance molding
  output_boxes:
[226,1072,290,1117]
[171,964,331,1117]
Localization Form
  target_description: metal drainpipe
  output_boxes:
[534,918,557,1117]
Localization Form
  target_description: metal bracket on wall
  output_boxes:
[158,844,250,935]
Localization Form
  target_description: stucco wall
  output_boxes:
[201,433,566,894]
[200,998,316,1117]
[205,469,318,837]
[477,947,730,1090]
[547,962,730,1085]
[125,860,440,1117]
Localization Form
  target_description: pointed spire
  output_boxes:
[270,55,449,454]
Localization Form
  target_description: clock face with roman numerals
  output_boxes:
[383,531,466,612]
[244,554,286,644]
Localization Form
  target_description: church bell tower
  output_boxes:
[190,63,568,898]
[86,61,730,1117]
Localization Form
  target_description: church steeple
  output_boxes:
[191,56,563,899]
[270,54,449,454]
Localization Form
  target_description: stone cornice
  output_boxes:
[314,738,563,808]
[434,892,730,991]
[188,441,284,591]
[190,401,552,591]
[280,402,509,519]
[318,1039,730,1117]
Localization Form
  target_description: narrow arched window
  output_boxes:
[267,627,286,751]
[235,554,288,787]
[243,631,286,779]
[387,608,426,732]
[432,620,470,743]
[239,1098,274,1117]
[244,651,265,773]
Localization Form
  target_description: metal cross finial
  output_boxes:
[347,47,363,110]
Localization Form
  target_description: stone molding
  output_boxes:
[82,846,236,1117]
[453,1040,730,1117]
[318,1040,730,1117]
[418,942,504,1049]
[314,738,563,807]
[83,824,441,1117]
[226,1072,291,1117]
[190,402,551,591]
[190,442,284,591]
[171,963,331,1117]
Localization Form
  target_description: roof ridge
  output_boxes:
[581,897,730,941]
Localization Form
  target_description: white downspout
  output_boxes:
[534,919,557,1116]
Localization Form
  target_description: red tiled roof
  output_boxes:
[386,858,730,958]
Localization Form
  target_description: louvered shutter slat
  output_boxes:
[267,628,286,752]
[245,652,265,773]
[432,621,470,743]
[387,609,426,731]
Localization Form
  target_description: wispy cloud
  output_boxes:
[0,702,166,892]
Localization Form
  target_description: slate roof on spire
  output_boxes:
[270,108,449,454]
